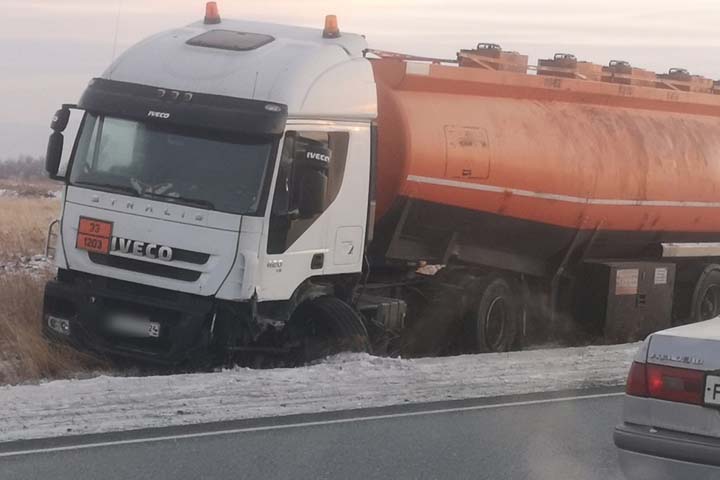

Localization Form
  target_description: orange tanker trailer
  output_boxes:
[364,47,720,355]
[38,9,720,364]
[43,8,720,364]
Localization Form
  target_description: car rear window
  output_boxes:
[186,30,274,51]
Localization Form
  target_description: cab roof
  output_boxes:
[102,19,377,120]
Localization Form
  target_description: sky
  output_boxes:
[2,0,720,159]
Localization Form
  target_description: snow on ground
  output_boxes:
[0,185,61,198]
[0,255,53,276]
[0,343,638,442]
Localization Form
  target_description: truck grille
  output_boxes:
[88,253,202,282]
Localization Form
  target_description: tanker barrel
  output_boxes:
[372,54,720,268]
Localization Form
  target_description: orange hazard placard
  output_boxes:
[78,217,113,237]
[76,217,113,254]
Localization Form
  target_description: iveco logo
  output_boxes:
[147,110,171,119]
[111,237,173,261]
[307,152,330,163]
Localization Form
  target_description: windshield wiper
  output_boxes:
[141,192,215,210]
[75,181,139,197]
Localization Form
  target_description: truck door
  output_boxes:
[259,124,369,301]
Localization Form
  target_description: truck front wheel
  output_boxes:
[284,296,370,365]
[465,275,520,353]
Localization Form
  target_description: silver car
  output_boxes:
[615,318,720,479]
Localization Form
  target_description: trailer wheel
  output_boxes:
[285,296,370,365]
[466,275,520,353]
[692,269,720,322]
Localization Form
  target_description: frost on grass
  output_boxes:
[0,343,638,442]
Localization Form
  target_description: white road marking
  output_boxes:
[0,392,623,459]
[407,175,720,208]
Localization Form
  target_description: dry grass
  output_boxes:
[0,180,105,385]
[0,197,60,261]
[0,272,106,385]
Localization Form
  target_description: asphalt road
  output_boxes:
[0,388,625,480]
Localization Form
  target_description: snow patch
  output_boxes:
[0,255,54,277]
[0,184,61,198]
[0,343,639,442]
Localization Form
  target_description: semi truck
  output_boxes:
[42,3,720,366]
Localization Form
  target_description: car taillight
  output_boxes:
[647,363,705,405]
[626,361,648,397]
[626,362,705,405]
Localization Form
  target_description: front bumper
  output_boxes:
[42,270,215,365]
[615,422,720,480]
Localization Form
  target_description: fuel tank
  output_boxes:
[371,58,720,273]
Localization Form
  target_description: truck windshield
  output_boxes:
[69,114,275,215]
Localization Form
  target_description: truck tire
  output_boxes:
[691,268,720,323]
[465,275,520,353]
[285,296,370,365]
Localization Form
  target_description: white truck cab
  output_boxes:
[43,9,381,365]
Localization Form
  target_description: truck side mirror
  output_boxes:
[294,145,331,219]
[51,107,71,132]
[46,132,64,178]
[45,105,81,180]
